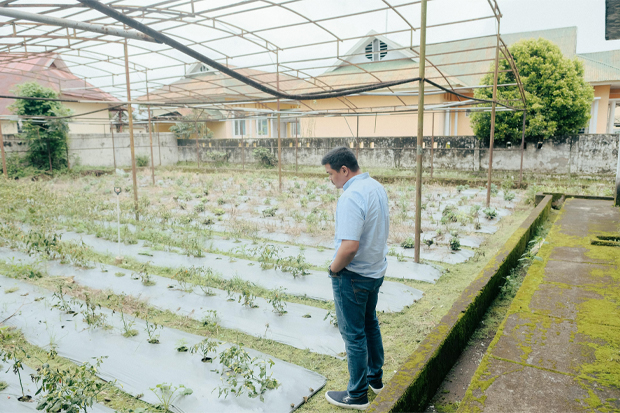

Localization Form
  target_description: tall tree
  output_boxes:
[10,82,71,171]
[470,38,594,143]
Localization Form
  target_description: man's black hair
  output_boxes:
[321,146,360,172]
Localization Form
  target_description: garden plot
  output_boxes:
[0,248,346,357]
[0,364,114,413]
[0,277,326,413]
[58,231,424,312]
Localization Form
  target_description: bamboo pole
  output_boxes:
[0,121,7,178]
[124,39,139,221]
[486,17,501,208]
[414,0,427,264]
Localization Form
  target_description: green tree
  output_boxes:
[169,109,215,139]
[470,38,594,143]
[9,82,71,171]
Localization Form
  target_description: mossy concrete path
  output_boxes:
[459,198,620,412]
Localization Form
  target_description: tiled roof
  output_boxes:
[0,53,118,116]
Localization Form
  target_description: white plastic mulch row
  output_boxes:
[0,276,326,413]
[60,231,424,313]
[0,248,346,358]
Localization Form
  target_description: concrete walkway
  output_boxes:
[459,198,620,413]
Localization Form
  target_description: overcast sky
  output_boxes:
[495,0,618,54]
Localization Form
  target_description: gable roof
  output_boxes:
[0,53,118,116]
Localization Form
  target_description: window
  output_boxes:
[233,119,246,136]
[257,118,268,136]
[365,39,388,61]
[290,120,300,137]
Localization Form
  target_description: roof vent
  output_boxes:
[365,39,387,61]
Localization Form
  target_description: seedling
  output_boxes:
[134,262,156,286]
[52,285,75,314]
[120,311,138,337]
[174,268,195,293]
[145,318,162,344]
[400,237,415,249]
[80,293,107,329]
[324,311,338,327]
[176,338,189,352]
[214,344,279,401]
[449,237,461,251]
[250,244,282,270]
[504,192,516,202]
[201,310,219,328]
[262,206,278,217]
[238,289,258,308]
[150,383,193,411]
[268,288,288,315]
[276,253,310,277]
[191,338,218,362]
[483,207,498,220]
[1,347,30,402]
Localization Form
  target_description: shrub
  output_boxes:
[136,155,149,167]
[252,148,277,168]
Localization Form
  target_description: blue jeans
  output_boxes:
[330,268,384,399]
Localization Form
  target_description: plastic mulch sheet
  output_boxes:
[0,277,327,413]
[0,248,346,358]
[60,231,423,312]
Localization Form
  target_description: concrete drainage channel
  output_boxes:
[367,195,553,413]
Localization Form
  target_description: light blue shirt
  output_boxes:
[334,172,390,279]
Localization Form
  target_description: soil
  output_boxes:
[18,395,33,402]
[425,336,494,412]
[201,356,213,362]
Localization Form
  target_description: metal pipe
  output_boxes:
[0,7,158,43]
[414,0,427,264]
[519,111,526,185]
[615,134,620,207]
[124,39,140,221]
[111,120,117,169]
[431,112,434,179]
[0,121,6,178]
[486,18,501,208]
[277,49,282,192]
[148,107,155,184]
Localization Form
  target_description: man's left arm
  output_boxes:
[330,240,359,273]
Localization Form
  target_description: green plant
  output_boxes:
[150,383,193,411]
[33,355,115,412]
[4,286,19,294]
[276,254,310,277]
[449,237,461,251]
[168,109,214,139]
[10,82,71,172]
[268,288,288,315]
[191,338,218,362]
[424,238,434,249]
[250,244,282,270]
[238,289,259,308]
[252,148,277,168]
[201,310,219,328]
[1,347,29,401]
[133,262,156,286]
[80,293,107,329]
[483,207,498,220]
[120,311,138,338]
[400,237,415,249]
[504,191,516,202]
[136,155,149,167]
[52,285,76,314]
[262,206,278,217]
[145,317,162,344]
[214,344,278,401]
[174,267,195,292]
[176,338,189,352]
[324,311,338,327]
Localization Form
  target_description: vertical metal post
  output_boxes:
[356,115,360,159]
[148,108,155,184]
[195,117,200,168]
[157,128,161,166]
[414,0,427,264]
[519,111,526,186]
[0,121,7,178]
[124,39,139,221]
[117,193,121,257]
[295,119,298,173]
[431,112,434,179]
[242,133,245,170]
[615,134,620,206]
[277,49,282,192]
[486,17,501,208]
[65,140,70,169]
[111,122,117,169]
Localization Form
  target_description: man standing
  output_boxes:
[322,146,389,410]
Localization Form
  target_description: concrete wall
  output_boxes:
[177,134,620,175]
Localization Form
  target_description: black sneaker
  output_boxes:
[369,379,383,394]
[325,390,369,410]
